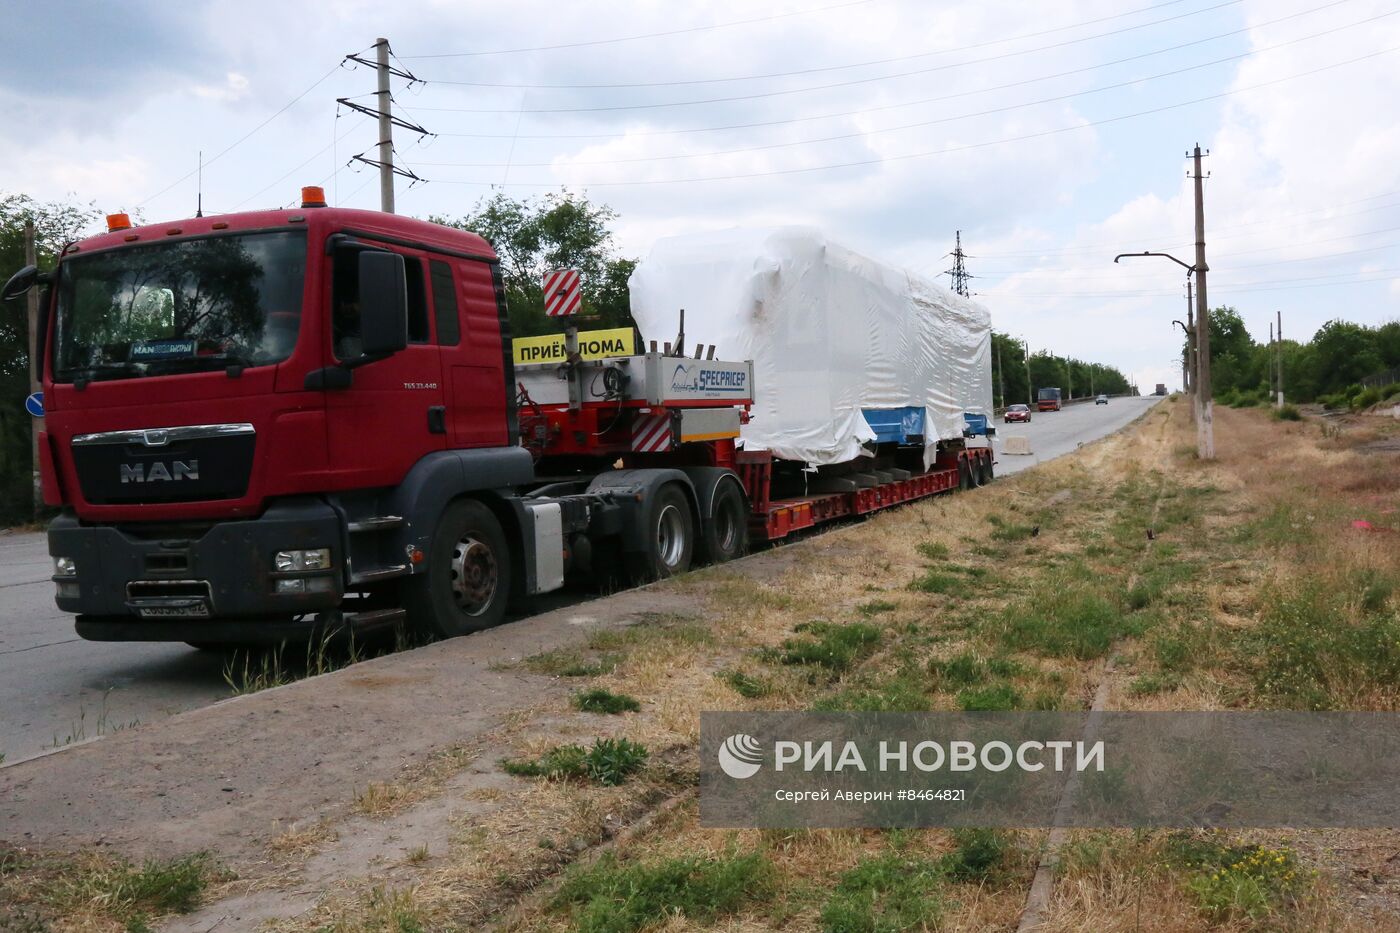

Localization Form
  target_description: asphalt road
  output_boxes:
[0,395,1163,764]
[989,395,1163,477]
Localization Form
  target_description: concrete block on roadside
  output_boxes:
[1002,435,1033,456]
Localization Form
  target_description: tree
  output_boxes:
[432,190,636,338]
[1310,319,1382,391]
[0,193,101,525]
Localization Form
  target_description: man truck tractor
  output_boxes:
[5,194,993,646]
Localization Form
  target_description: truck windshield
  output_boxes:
[53,230,307,383]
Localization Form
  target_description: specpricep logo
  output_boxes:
[717,733,764,779]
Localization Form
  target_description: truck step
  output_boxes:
[345,607,406,629]
[348,515,405,533]
[349,564,410,585]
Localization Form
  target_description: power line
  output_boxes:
[424,44,1400,188]
[410,0,1253,113]
[230,114,370,210]
[136,58,359,208]
[408,10,1393,170]
[415,0,1212,89]
[422,0,1346,140]
[399,0,874,59]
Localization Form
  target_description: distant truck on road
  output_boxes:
[1155,384,1168,396]
[1037,387,1063,411]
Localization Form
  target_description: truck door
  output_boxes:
[429,258,511,449]
[325,241,447,486]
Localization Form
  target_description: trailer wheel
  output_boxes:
[406,498,511,638]
[980,454,995,485]
[700,480,749,565]
[959,458,975,491]
[626,483,695,581]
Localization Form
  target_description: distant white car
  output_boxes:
[1095,394,1109,405]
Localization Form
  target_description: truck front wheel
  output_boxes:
[625,484,695,582]
[406,499,511,638]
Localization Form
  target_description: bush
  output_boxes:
[1352,386,1384,410]
[1168,836,1311,922]
[1273,403,1301,421]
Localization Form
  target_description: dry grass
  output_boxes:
[188,399,1400,931]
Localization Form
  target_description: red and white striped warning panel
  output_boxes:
[631,412,673,453]
[542,268,582,317]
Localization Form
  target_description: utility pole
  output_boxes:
[375,37,395,213]
[24,221,40,517]
[1065,359,1073,401]
[996,340,1005,409]
[1276,310,1284,408]
[1184,277,1194,396]
[340,40,427,213]
[1268,320,1275,402]
[1190,143,1215,459]
[1023,339,1032,406]
[945,231,973,298]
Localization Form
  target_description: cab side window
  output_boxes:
[430,260,460,346]
[332,244,429,359]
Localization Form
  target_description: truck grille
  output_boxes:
[71,424,256,505]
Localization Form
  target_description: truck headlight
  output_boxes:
[54,556,77,577]
[273,548,331,572]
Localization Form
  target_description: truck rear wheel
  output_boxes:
[700,480,748,565]
[625,484,695,581]
[406,499,511,638]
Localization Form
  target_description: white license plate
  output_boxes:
[137,604,211,619]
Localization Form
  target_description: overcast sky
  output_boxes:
[5,0,1398,391]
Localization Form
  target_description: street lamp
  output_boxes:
[1114,250,1214,457]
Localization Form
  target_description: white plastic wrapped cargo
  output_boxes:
[628,226,992,468]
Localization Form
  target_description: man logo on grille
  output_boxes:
[718,733,763,779]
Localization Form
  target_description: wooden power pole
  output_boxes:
[24,220,41,517]
[1190,144,1215,459]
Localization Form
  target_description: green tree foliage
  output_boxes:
[432,191,636,338]
[993,334,1132,407]
[1187,307,1400,404]
[0,193,101,525]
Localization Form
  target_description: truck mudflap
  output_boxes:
[49,497,346,636]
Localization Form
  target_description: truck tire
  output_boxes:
[405,498,511,638]
[700,480,748,565]
[980,454,995,485]
[959,459,975,491]
[625,483,695,582]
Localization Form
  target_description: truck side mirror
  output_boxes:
[2,264,38,302]
[358,251,408,357]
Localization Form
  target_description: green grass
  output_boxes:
[1128,672,1182,696]
[956,682,1021,711]
[814,662,931,712]
[856,600,898,616]
[573,688,641,714]
[916,542,950,561]
[1238,582,1400,709]
[928,652,1022,689]
[908,571,961,595]
[820,853,944,933]
[1,851,218,931]
[940,828,1012,883]
[718,669,773,699]
[523,649,620,678]
[993,575,1141,660]
[502,738,648,786]
[764,621,881,673]
[553,851,773,933]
